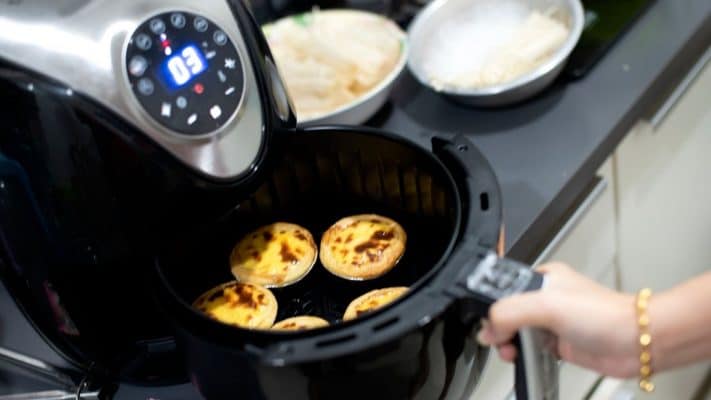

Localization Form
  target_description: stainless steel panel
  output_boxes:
[0,0,264,180]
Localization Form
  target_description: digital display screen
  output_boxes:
[127,11,245,136]
[162,44,208,87]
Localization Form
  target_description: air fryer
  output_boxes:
[0,1,557,399]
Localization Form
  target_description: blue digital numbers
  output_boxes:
[163,45,207,87]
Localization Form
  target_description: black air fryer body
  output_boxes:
[0,0,294,384]
[0,1,557,399]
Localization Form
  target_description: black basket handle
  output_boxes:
[463,252,558,400]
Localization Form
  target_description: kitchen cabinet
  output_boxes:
[533,159,617,284]
[553,50,711,400]
[590,365,710,400]
[614,52,711,293]
[598,49,711,400]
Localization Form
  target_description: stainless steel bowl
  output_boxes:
[407,0,584,107]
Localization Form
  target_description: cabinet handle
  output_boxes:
[533,177,608,266]
[648,46,711,130]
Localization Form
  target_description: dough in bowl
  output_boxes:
[263,9,404,121]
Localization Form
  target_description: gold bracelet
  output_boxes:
[636,288,655,392]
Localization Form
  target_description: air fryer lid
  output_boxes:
[155,127,503,360]
[0,0,294,385]
[0,0,292,180]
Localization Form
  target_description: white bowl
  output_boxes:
[263,10,408,126]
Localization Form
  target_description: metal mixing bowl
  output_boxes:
[407,0,584,107]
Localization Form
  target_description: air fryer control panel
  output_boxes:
[126,12,245,136]
[0,0,268,180]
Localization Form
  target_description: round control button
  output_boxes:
[160,102,172,118]
[135,34,152,50]
[209,105,222,119]
[128,55,148,77]
[176,96,188,109]
[213,30,227,46]
[170,13,186,28]
[193,17,208,32]
[126,11,245,136]
[137,78,154,96]
[149,18,166,35]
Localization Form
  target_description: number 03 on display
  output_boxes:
[164,45,208,87]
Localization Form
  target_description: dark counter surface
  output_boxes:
[375,0,710,260]
[1,0,709,397]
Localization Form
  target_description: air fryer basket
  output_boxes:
[153,127,511,400]
[158,127,462,329]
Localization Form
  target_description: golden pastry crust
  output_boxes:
[319,214,406,280]
[343,286,408,321]
[230,222,317,287]
[272,316,330,331]
[193,282,277,329]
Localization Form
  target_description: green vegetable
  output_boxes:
[292,12,313,27]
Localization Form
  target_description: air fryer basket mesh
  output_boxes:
[160,130,461,325]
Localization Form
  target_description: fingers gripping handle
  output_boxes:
[466,252,558,400]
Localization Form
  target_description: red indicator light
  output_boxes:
[193,83,204,94]
[161,40,171,48]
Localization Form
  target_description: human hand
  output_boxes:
[476,262,640,378]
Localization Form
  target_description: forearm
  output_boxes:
[650,271,711,372]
